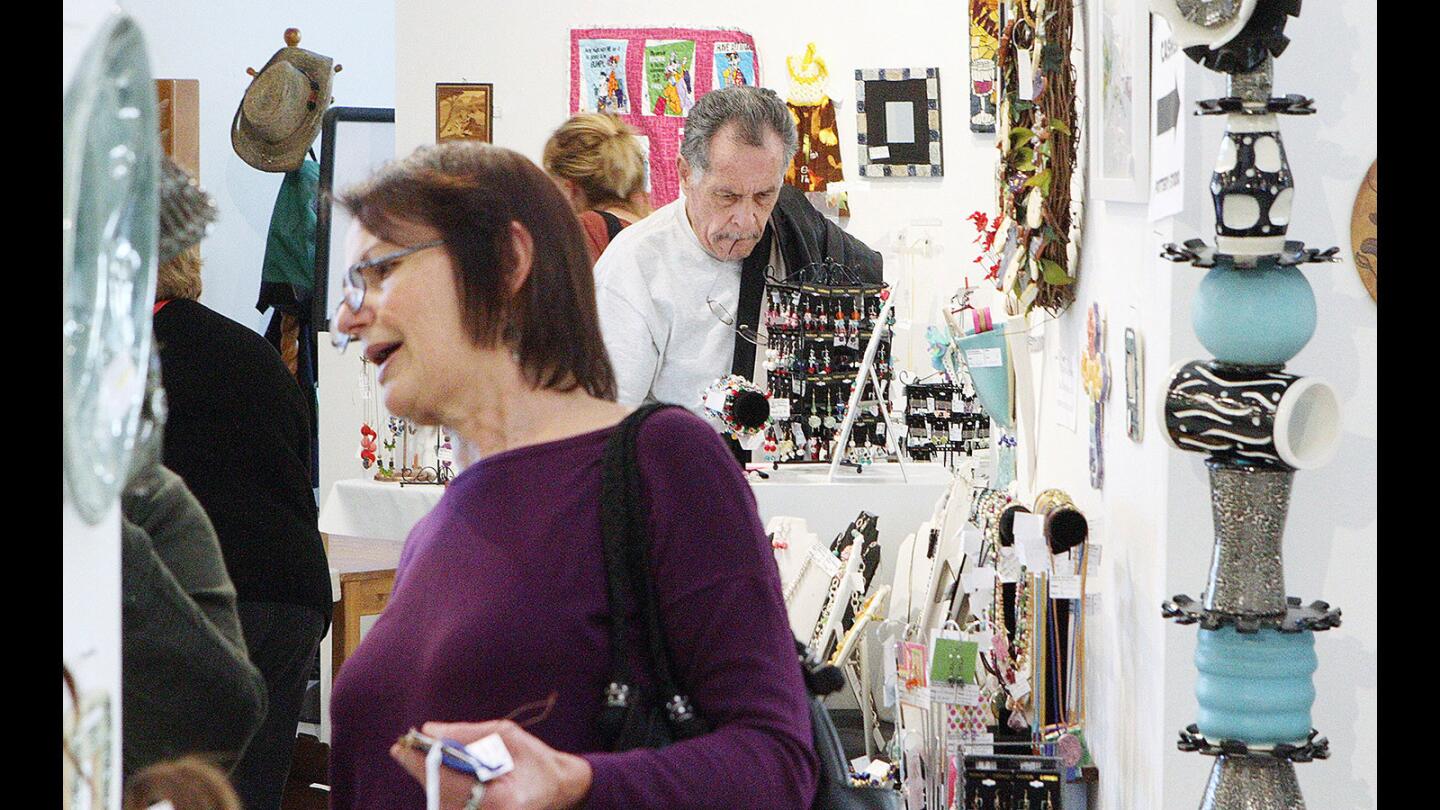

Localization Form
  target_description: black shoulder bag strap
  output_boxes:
[597,403,708,749]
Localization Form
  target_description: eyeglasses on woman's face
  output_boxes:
[331,240,446,352]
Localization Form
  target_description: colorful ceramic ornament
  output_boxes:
[1080,303,1110,489]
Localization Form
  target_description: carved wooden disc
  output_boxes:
[1350,160,1377,302]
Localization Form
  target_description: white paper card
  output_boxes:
[868,145,892,160]
[932,682,982,706]
[810,544,842,578]
[960,527,983,555]
[704,388,728,412]
[950,424,964,442]
[1086,543,1102,576]
[437,445,454,463]
[965,347,1003,368]
[963,630,994,653]
[885,101,916,143]
[1050,573,1082,599]
[770,398,791,419]
[1017,50,1035,101]
[961,567,996,595]
[850,755,871,774]
[740,431,766,451]
[1012,513,1050,573]
[1006,678,1031,700]
[464,733,516,781]
[967,732,996,755]
[864,760,892,782]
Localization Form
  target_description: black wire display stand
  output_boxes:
[760,259,900,476]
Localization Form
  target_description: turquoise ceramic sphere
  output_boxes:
[1194,627,1317,744]
[1192,260,1316,366]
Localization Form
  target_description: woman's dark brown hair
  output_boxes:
[338,142,617,400]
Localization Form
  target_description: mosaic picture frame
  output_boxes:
[855,67,942,177]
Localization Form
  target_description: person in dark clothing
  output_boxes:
[152,220,333,810]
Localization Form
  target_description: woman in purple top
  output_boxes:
[327,142,818,809]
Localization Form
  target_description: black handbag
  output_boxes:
[596,403,901,810]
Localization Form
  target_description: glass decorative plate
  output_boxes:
[62,14,159,524]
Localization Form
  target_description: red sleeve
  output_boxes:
[578,210,609,264]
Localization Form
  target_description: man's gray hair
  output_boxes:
[680,86,798,176]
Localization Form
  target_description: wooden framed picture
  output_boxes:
[435,83,493,143]
[854,68,943,178]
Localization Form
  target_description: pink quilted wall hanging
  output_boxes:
[570,27,760,207]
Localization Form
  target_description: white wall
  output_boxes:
[392,3,1375,807]
[1162,6,1379,808]
[116,0,396,335]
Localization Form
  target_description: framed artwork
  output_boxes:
[968,0,1001,132]
[1091,0,1149,201]
[435,83,492,143]
[855,67,943,178]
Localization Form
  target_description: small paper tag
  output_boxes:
[1018,50,1036,101]
[1050,573,1082,599]
[869,145,891,160]
[926,396,936,411]
[1012,513,1050,573]
[1006,678,1032,700]
[875,419,886,436]
[463,733,516,781]
[437,445,454,463]
[961,566,996,595]
[791,422,807,445]
[863,760,892,782]
[968,732,996,755]
[949,424,965,442]
[810,544,842,578]
[770,398,791,419]
[959,527,983,555]
[931,682,983,706]
[850,755,872,774]
[965,348,1003,368]
[1086,543,1102,576]
[962,630,994,653]
[704,388,728,412]
[740,431,766,451]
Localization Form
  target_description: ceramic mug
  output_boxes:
[1161,360,1339,470]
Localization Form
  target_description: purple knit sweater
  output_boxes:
[328,409,818,808]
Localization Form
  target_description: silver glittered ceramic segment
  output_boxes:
[1227,55,1273,103]
[1177,0,1244,28]
[62,13,160,524]
[1203,460,1292,616]
[1199,756,1306,810]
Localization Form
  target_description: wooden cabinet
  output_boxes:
[154,79,200,178]
[332,568,395,676]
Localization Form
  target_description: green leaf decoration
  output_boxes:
[1041,43,1065,72]
[1040,258,1073,285]
[1014,99,1034,112]
[1023,169,1052,194]
[1010,127,1036,146]
[1048,119,1072,135]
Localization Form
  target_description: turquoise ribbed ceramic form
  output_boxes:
[1195,627,1317,744]
[956,329,1012,431]
[1192,259,1317,367]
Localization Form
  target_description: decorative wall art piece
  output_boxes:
[643,39,697,117]
[435,83,492,143]
[577,39,632,114]
[991,0,1088,315]
[1149,16,1186,220]
[1350,160,1376,301]
[1093,0,1150,201]
[1080,303,1109,489]
[784,43,847,216]
[854,67,943,178]
[1124,326,1142,442]
[1152,1,1345,806]
[569,27,759,206]
[714,41,756,88]
[969,0,1002,132]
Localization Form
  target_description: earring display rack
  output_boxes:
[759,261,895,468]
[902,380,992,464]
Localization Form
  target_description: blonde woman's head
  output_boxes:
[542,113,651,218]
[156,246,204,301]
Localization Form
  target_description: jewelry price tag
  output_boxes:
[961,566,996,595]
[704,388,728,412]
[770,398,791,419]
[1012,513,1051,573]
[959,526,983,555]
[809,544,842,578]
[965,347,1003,368]
[1049,573,1082,600]
[1006,678,1032,701]
[464,733,516,782]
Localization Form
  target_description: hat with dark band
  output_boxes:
[231,28,339,173]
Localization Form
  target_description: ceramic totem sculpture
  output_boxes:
[1149,2,1344,807]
